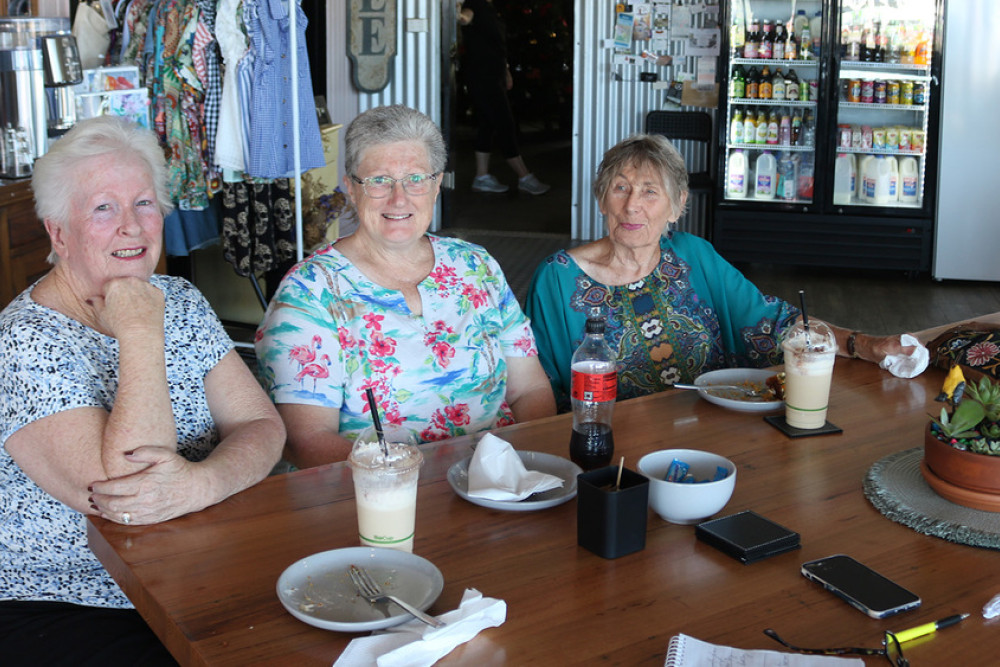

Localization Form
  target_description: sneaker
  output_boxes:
[472,174,509,193]
[518,173,550,195]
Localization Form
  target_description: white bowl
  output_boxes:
[637,449,737,525]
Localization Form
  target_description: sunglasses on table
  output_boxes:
[764,628,908,667]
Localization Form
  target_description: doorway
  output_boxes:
[442,0,574,235]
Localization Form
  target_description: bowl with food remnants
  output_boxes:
[638,449,736,524]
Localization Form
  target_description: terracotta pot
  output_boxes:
[924,424,1000,494]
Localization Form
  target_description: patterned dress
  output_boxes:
[255,235,538,443]
[0,276,232,607]
[525,232,800,408]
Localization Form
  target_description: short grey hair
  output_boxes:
[593,134,689,221]
[33,116,172,229]
[344,105,447,177]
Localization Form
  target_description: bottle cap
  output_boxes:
[585,317,606,335]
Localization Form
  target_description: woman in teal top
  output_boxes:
[525,134,908,408]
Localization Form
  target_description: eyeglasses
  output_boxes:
[764,628,908,667]
[351,173,438,198]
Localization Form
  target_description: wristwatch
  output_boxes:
[847,331,861,359]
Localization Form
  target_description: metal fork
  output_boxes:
[673,383,768,398]
[348,564,445,628]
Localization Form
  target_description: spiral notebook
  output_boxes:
[665,634,864,666]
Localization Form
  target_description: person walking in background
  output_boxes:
[458,0,550,196]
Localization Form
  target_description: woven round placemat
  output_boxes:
[864,447,1000,550]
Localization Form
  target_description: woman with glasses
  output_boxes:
[255,105,555,467]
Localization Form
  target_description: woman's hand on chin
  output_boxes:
[88,445,213,525]
[90,276,165,339]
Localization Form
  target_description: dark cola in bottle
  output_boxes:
[568,311,616,470]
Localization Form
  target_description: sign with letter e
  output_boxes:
[348,0,397,93]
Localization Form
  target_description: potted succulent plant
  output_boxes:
[924,374,1000,506]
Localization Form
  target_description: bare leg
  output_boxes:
[475,151,492,178]
[506,155,531,179]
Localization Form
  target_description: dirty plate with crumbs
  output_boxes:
[276,546,443,631]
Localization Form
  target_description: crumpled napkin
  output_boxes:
[333,588,506,667]
[467,433,563,501]
[879,333,929,378]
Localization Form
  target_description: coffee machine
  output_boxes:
[0,17,81,178]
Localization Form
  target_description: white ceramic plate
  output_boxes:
[276,547,443,632]
[693,368,784,413]
[447,451,581,511]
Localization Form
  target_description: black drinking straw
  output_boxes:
[798,289,812,348]
[364,387,389,458]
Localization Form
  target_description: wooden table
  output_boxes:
[88,359,1000,665]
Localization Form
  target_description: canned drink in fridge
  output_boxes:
[874,80,887,104]
[809,80,819,101]
[852,126,863,148]
[888,81,900,105]
[861,80,874,103]
[901,80,914,105]
[861,125,873,149]
[885,126,899,150]
[838,124,853,148]
[848,79,861,102]
[911,129,926,151]
[913,82,926,105]
[899,127,911,150]
[872,127,886,150]
[800,78,810,101]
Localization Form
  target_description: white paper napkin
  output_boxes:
[333,588,506,667]
[466,433,564,501]
[879,333,929,378]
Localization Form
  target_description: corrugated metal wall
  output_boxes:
[355,0,444,229]
[573,1,718,240]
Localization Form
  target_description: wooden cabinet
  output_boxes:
[0,178,49,309]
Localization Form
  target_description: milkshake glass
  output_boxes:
[781,321,838,429]
[348,433,423,553]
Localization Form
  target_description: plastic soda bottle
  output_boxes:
[730,108,744,144]
[569,312,616,470]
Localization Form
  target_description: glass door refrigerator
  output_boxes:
[714,0,942,274]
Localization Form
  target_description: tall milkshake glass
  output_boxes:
[348,429,423,552]
[781,321,838,429]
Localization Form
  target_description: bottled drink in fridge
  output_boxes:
[743,107,757,144]
[778,112,791,145]
[759,65,772,99]
[730,108,743,143]
[746,66,760,99]
[766,110,779,145]
[744,19,759,59]
[731,65,745,99]
[727,149,748,198]
[759,19,774,59]
[778,152,798,201]
[773,22,786,61]
[755,110,769,144]
[772,67,786,100]
[784,69,799,100]
[569,312,616,470]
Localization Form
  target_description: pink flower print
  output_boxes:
[288,334,322,368]
[496,402,516,427]
[967,341,1000,366]
[363,312,384,331]
[254,328,264,342]
[429,266,457,285]
[294,354,331,391]
[514,336,536,354]
[423,430,451,442]
[444,403,470,426]
[432,341,455,368]
[461,283,489,308]
[384,406,405,426]
[338,327,356,350]
[430,409,449,430]
[369,358,390,374]
[369,332,396,357]
[432,320,454,334]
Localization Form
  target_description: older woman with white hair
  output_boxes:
[526,133,912,409]
[256,104,555,468]
[0,116,285,665]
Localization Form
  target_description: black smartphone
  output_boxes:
[801,554,921,619]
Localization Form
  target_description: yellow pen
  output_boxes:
[893,613,970,643]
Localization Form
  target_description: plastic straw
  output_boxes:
[364,388,389,458]
[798,289,812,349]
[615,456,625,491]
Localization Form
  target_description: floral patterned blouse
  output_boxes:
[255,235,538,443]
[525,232,800,409]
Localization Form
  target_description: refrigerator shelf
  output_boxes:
[728,143,815,152]
[837,61,930,75]
[731,98,816,107]
[832,198,925,210]
[835,147,925,157]
[838,102,928,112]
[732,57,820,68]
